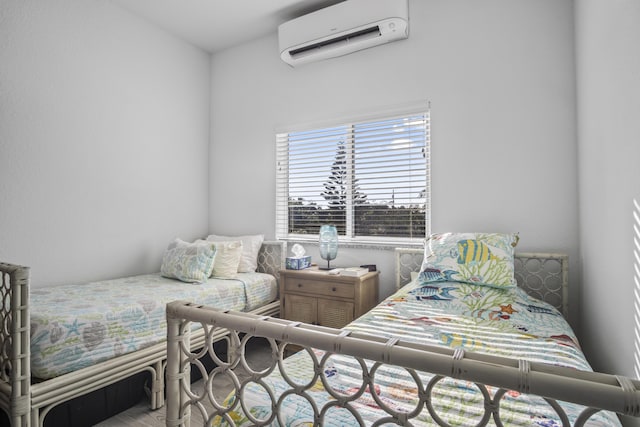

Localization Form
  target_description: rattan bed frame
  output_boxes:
[395,248,570,317]
[0,241,285,427]
[165,250,640,426]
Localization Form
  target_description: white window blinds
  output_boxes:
[276,109,430,245]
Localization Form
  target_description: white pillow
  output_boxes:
[208,241,243,279]
[206,234,264,272]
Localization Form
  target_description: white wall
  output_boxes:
[575,0,640,409]
[3,0,637,409]
[0,0,211,287]
[209,0,579,317]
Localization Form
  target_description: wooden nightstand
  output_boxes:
[279,267,379,329]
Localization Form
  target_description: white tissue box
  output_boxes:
[286,256,311,270]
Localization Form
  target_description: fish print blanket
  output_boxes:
[30,272,277,379]
[213,279,621,426]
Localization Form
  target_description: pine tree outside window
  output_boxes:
[276,106,430,246]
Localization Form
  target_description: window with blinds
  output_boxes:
[276,109,430,245]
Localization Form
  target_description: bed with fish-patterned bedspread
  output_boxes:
[166,245,640,426]
[201,277,617,426]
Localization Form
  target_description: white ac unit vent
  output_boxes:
[278,0,409,67]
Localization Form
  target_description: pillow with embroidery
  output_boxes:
[208,241,243,279]
[160,238,216,283]
[418,232,519,288]
[206,234,264,272]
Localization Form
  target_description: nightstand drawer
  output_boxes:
[284,278,355,299]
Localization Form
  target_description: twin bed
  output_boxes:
[165,233,640,426]
[0,239,285,426]
[2,232,640,426]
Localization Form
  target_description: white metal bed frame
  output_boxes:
[0,241,285,427]
[165,250,640,426]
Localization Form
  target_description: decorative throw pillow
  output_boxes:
[208,241,243,279]
[160,238,216,283]
[206,234,264,272]
[418,232,519,288]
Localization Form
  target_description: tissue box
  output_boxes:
[286,256,311,270]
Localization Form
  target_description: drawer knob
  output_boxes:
[297,283,302,288]
[332,287,337,292]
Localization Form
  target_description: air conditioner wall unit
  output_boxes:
[278,0,409,67]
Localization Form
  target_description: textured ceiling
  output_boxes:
[110,0,345,53]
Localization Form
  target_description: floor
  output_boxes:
[95,338,273,426]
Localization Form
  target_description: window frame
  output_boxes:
[275,103,431,247]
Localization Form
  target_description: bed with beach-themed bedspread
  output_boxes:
[166,233,640,426]
[30,270,276,380]
[0,236,286,426]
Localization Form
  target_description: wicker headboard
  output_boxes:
[395,248,569,318]
[256,241,286,284]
